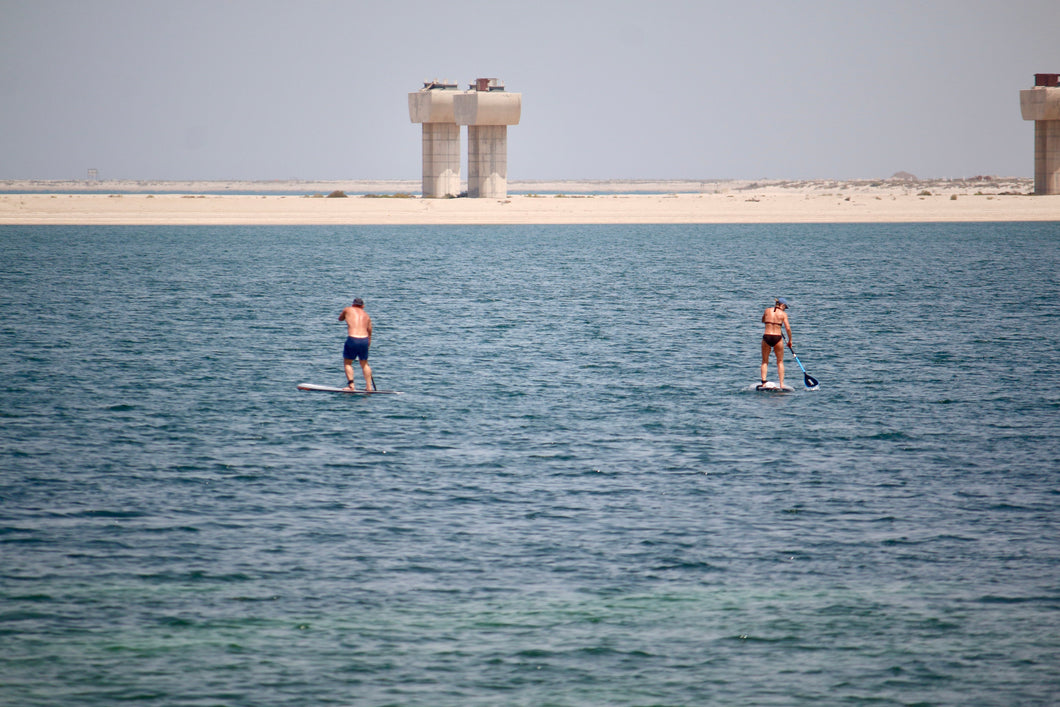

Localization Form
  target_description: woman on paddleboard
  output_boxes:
[760,298,793,389]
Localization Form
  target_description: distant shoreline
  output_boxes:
[0,176,1037,195]
[2,178,1056,225]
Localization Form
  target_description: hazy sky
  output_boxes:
[1,0,1057,181]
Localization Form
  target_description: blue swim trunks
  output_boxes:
[343,336,370,361]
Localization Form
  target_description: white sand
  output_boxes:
[1,179,1056,224]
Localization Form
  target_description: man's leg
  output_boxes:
[344,359,356,390]
[359,360,374,391]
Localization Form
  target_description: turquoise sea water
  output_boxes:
[2,222,1059,705]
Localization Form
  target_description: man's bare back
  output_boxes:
[339,305,372,338]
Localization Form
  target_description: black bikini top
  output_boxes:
[764,307,785,326]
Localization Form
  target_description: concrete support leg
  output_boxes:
[1034,120,1060,195]
[421,123,461,198]
[467,125,508,199]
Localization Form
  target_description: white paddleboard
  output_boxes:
[753,381,795,393]
[297,384,400,395]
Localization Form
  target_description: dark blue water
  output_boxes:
[2,223,1059,706]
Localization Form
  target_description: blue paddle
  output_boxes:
[784,334,819,390]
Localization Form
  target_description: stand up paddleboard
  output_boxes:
[754,381,795,393]
[297,384,400,395]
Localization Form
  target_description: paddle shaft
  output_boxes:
[783,333,819,388]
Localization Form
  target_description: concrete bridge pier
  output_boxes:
[454,78,522,199]
[1020,73,1060,195]
[408,80,461,198]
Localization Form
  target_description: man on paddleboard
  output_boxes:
[339,298,374,391]
[761,297,793,389]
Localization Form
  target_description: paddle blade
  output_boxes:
[804,373,819,390]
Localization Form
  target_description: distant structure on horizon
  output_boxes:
[408,79,461,198]
[409,78,522,198]
[1020,73,1060,195]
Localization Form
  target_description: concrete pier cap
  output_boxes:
[453,78,522,126]
[1020,73,1060,195]
[408,79,460,123]
[1020,75,1060,121]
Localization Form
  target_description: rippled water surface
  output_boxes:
[2,222,1059,705]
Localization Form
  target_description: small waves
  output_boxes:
[1,223,1058,705]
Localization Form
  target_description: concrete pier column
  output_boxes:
[466,125,509,198]
[409,80,461,198]
[1020,73,1060,195]
[1032,119,1060,195]
[454,79,521,199]
[420,122,461,198]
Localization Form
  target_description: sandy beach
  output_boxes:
[1,178,1056,224]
